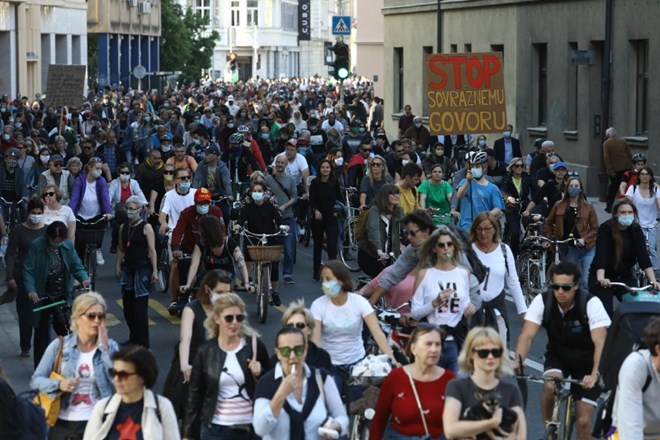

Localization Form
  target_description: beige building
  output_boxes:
[383,0,657,195]
[0,0,88,99]
[355,0,384,97]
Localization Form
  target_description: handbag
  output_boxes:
[405,366,432,440]
[33,336,65,427]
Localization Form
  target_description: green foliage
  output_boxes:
[87,36,99,90]
[160,0,219,85]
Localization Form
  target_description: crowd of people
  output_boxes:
[0,76,658,439]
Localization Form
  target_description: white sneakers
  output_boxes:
[96,249,105,266]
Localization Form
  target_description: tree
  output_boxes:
[160,0,219,85]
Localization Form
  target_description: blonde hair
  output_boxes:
[458,326,512,376]
[250,170,266,184]
[70,292,107,333]
[204,293,258,339]
[280,299,315,330]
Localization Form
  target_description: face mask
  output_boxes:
[252,192,264,202]
[49,240,63,248]
[194,119,201,125]
[196,204,210,215]
[322,280,341,297]
[210,293,222,304]
[227,123,234,128]
[29,214,42,224]
[119,174,130,182]
[359,128,366,133]
[335,157,344,167]
[6,161,17,169]
[179,182,191,192]
[298,147,307,156]
[617,214,634,227]
[309,125,317,131]
[2,134,9,141]
[193,139,201,145]
[568,187,581,198]
[40,155,50,164]
[123,107,129,112]
[260,133,269,140]
[503,131,511,138]
[478,139,487,147]
[161,144,172,152]
[401,159,410,166]
[15,122,22,129]
[414,123,422,129]
[92,169,103,179]
[435,149,444,157]
[144,117,151,123]
[471,167,483,179]
[164,173,174,181]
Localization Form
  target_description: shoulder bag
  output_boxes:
[405,366,431,440]
[33,336,65,426]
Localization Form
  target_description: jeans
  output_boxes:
[642,226,657,268]
[385,424,446,440]
[565,246,595,291]
[438,339,459,373]
[200,423,257,440]
[281,216,296,277]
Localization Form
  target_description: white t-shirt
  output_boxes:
[525,294,611,330]
[213,339,253,426]
[625,185,660,228]
[78,181,101,219]
[58,349,98,421]
[44,205,76,226]
[310,293,374,365]
[160,188,197,230]
[411,266,471,328]
[472,243,527,315]
[272,153,308,185]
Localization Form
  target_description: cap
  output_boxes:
[361,134,373,144]
[552,161,567,170]
[205,143,220,155]
[5,147,19,158]
[227,95,234,102]
[160,133,172,141]
[285,138,298,147]
[194,187,212,203]
[375,130,387,139]
[50,154,64,163]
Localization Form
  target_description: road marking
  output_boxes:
[114,299,157,325]
[105,313,122,327]
[148,299,181,325]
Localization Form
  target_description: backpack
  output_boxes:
[541,287,590,332]
[12,390,48,439]
[354,209,370,242]
[591,301,660,437]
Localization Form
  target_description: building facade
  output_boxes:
[355,0,384,97]
[383,0,657,195]
[0,0,88,99]
[88,0,161,90]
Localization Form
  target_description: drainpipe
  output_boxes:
[599,0,613,201]
[436,0,442,52]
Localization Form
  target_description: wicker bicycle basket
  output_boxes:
[247,245,283,262]
[76,228,106,247]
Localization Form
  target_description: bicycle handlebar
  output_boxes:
[609,282,654,292]
[515,374,583,385]
[530,235,577,245]
[0,197,25,206]
[237,226,289,239]
[76,217,108,226]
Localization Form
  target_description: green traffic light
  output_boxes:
[337,67,349,79]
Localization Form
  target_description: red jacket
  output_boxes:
[171,205,224,253]
[247,138,267,171]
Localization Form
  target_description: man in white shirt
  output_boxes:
[159,168,196,234]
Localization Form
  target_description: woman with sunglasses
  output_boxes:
[500,157,532,256]
[418,163,453,226]
[625,166,660,267]
[31,292,118,440]
[84,345,180,440]
[357,184,403,278]
[544,176,598,290]
[269,299,333,372]
[470,212,526,344]
[443,327,526,439]
[164,270,233,420]
[359,154,393,209]
[253,326,348,439]
[370,325,455,440]
[411,228,475,372]
[183,293,269,440]
[108,162,148,254]
[41,184,76,242]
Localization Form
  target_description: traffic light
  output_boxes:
[330,42,350,81]
[227,52,238,71]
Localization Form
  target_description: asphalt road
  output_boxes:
[0,223,588,438]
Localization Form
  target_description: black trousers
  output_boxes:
[33,307,68,369]
[15,281,33,353]
[358,248,389,278]
[49,419,86,440]
[607,170,625,210]
[122,292,150,348]
[311,216,338,274]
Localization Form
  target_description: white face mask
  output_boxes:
[401,159,410,166]
[334,157,344,167]
[210,293,221,304]
[119,174,130,182]
[40,155,50,164]
[92,169,103,179]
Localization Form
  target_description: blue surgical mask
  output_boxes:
[196,204,210,215]
[227,123,234,128]
[322,280,341,297]
[503,131,511,138]
[179,182,191,192]
[126,209,138,219]
[298,147,307,156]
[471,167,483,179]
[617,214,634,227]
[252,192,264,202]
[414,123,422,129]
[478,139,487,147]
[260,133,269,140]
[568,187,581,198]
[144,116,151,123]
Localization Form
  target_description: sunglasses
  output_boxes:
[223,314,245,323]
[119,171,131,175]
[163,170,175,175]
[178,176,191,181]
[371,162,383,167]
[287,322,307,330]
[549,283,575,292]
[436,242,453,248]
[52,162,62,167]
[473,348,504,359]
[84,312,106,321]
[512,164,523,168]
[362,148,372,152]
[108,368,138,381]
[43,191,56,197]
[277,345,305,357]
[406,229,420,237]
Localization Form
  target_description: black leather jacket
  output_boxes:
[183,335,270,437]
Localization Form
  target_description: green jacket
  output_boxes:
[358,205,403,258]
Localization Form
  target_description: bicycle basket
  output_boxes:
[247,245,282,262]
[76,228,106,246]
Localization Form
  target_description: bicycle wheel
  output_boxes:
[157,249,169,293]
[85,247,97,291]
[527,262,543,304]
[257,263,270,324]
[340,220,360,272]
[543,424,558,440]
[349,415,362,440]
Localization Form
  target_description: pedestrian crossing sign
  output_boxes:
[332,16,351,35]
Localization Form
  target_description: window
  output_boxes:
[231,0,240,26]
[464,44,471,53]
[450,44,457,54]
[195,0,211,20]
[394,47,404,112]
[634,39,649,134]
[247,0,258,26]
[423,46,433,55]
[491,44,504,58]
[534,43,548,126]
[567,42,578,129]
[281,2,296,31]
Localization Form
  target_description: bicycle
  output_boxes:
[339,187,361,272]
[632,218,659,286]
[609,281,660,303]
[238,226,288,324]
[156,229,172,293]
[0,197,26,265]
[516,372,582,440]
[76,217,107,291]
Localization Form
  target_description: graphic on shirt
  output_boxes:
[117,415,142,439]
[438,282,459,313]
[70,363,94,406]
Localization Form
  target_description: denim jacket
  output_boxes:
[30,333,118,407]
[119,266,152,298]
